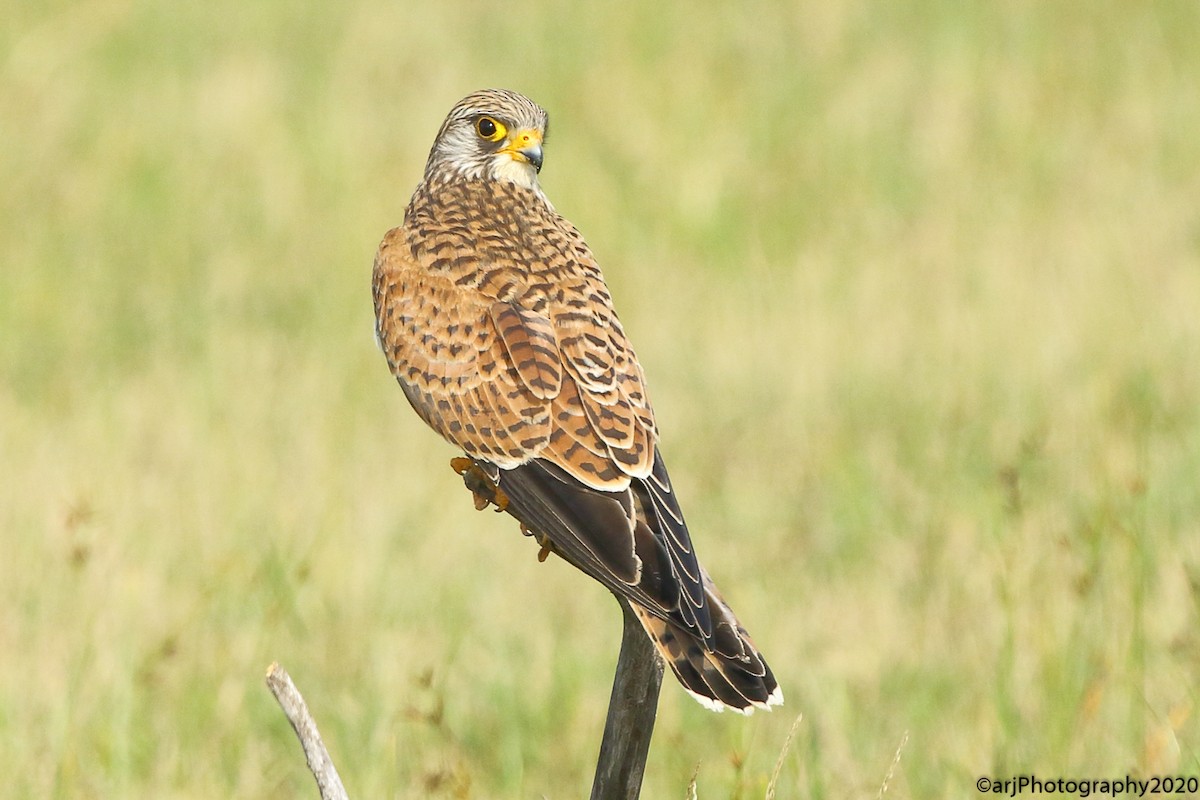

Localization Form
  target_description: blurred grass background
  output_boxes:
[3,0,1200,797]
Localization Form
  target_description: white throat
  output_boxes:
[491,156,541,191]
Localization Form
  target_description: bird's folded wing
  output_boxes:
[374,227,708,634]
[497,451,714,641]
[373,226,653,489]
[374,248,552,467]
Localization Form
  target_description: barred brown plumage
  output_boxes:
[372,88,781,713]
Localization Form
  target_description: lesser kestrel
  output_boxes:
[372,89,781,713]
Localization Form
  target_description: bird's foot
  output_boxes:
[449,457,509,512]
[516,517,560,563]
[528,529,557,563]
[518,522,551,560]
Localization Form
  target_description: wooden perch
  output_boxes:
[265,662,350,800]
[266,598,664,799]
[589,597,665,800]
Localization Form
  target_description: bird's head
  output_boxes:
[423,89,549,189]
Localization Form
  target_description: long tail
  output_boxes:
[630,584,783,714]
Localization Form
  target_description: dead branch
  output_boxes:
[266,597,665,799]
[265,662,350,800]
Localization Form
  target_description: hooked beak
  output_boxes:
[503,127,544,172]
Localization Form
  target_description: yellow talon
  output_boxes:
[531,529,557,563]
[453,457,509,513]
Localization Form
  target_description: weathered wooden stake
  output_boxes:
[269,599,664,799]
[589,597,665,800]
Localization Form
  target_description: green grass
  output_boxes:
[3,1,1200,797]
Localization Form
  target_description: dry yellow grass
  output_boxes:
[2,1,1199,797]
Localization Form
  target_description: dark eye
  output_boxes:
[475,116,506,142]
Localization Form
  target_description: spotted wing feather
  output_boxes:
[374,240,551,466]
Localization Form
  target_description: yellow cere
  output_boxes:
[511,128,542,149]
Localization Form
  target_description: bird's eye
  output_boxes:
[475,116,506,142]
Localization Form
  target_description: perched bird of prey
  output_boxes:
[372,89,781,713]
